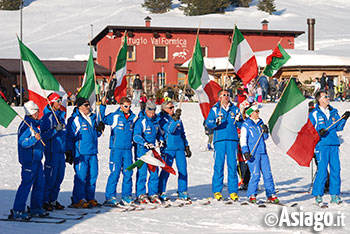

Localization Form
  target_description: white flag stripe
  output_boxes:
[234,40,255,71]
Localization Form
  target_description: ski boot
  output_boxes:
[214,192,223,201]
[103,197,118,207]
[249,195,257,204]
[149,194,162,204]
[229,193,239,201]
[42,202,54,211]
[267,194,279,204]
[71,199,92,208]
[8,209,31,220]
[88,199,102,207]
[138,194,150,204]
[29,208,49,217]
[330,195,342,204]
[51,201,65,210]
[315,195,323,204]
[121,196,134,206]
[159,192,170,202]
[178,192,191,201]
[207,144,213,151]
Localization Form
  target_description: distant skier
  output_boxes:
[205,90,242,201]
[309,90,349,204]
[9,101,48,220]
[240,104,279,204]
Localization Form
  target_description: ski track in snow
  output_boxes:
[1,102,350,233]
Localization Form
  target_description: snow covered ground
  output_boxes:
[0,0,350,60]
[1,102,350,234]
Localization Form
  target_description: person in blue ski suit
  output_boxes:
[205,90,242,201]
[240,104,279,204]
[158,101,192,201]
[133,101,164,204]
[309,90,349,204]
[100,96,136,206]
[40,93,66,211]
[66,97,105,208]
[10,101,47,220]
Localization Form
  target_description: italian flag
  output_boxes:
[126,150,165,171]
[188,36,222,119]
[0,97,17,128]
[77,47,97,113]
[268,79,319,167]
[18,38,67,117]
[263,44,290,77]
[228,25,258,85]
[113,34,128,103]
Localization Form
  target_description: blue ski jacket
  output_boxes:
[309,104,346,146]
[100,104,136,150]
[158,111,188,150]
[66,107,102,156]
[205,101,241,143]
[40,105,67,154]
[240,117,269,155]
[18,116,44,165]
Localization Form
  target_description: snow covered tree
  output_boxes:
[230,0,252,8]
[0,0,22,10]
[180,0,231,16]
[257,0,276,15]
[142,0,172,14]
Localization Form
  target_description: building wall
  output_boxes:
[96,30,295,85]
[280,70,350,84]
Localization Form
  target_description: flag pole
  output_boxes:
[40,88,61,124]
[224,24,236,90]
[325,115,345,131]
[179,23,201,109]
[17,113,46,146]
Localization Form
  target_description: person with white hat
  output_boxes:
[40,93,67,211]
[9,101,48,220]
[240,103,279,204]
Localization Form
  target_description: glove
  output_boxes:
[96,121,105,133]
[144,142,155,150]
[342,111,350,120]
[235,113,241,122]
[261,124,269,134]
[55,123,64,131]
[319,128,328,136]
[158,140,165,148]
[216,116,223,125]
[244,152,252,161]
[65,150,74,165]
[185,146,192,158]
[172,109,182,121]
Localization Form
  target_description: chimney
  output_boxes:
[144,16,152,27]
[261,19,269,30]
[307,18,315,51]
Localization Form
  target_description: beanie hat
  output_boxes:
[146,101,156,111]
[246,104,259,116]
[76,97,88,107]
[47,92,61,103]
[24,100,39,116]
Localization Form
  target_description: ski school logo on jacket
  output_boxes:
[332,117,336,122]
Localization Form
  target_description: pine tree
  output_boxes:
[0,0,22,10]
[180,0,231,16]
[142,0,172,14]
[230,0,252,8]
[257,0,276,15]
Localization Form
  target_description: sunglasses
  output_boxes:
[147,108,156,111]
[83,103,90,107]
[123,105,131,108]
[322,95,329,99]
[167,106,174,110]
[56,98,62,103]
[221,93,230,97]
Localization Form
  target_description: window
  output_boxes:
[157,72,166,88]
[177,72,186,85]
[127,45,136,61]
[201,46,208,57]
[154,46,168,61]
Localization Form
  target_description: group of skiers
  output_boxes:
[9,86,349,220]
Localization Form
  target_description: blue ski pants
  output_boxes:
[158,150,188,194]
[246,153,275,198]
[72,154,98,203]
[13,161,44,211]
[212,140,238,194]
[105,148,133,200]
[43,152,65,203]
[312,145,341,196]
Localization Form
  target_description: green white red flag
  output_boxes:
[228,25,258,85]
[268,79,319,167]
[18,38,67,117]
[188,36,221,119]
[77,47,97,113]
[263,44,290,77]
[113,34,128,103]
[0,97,17,128]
